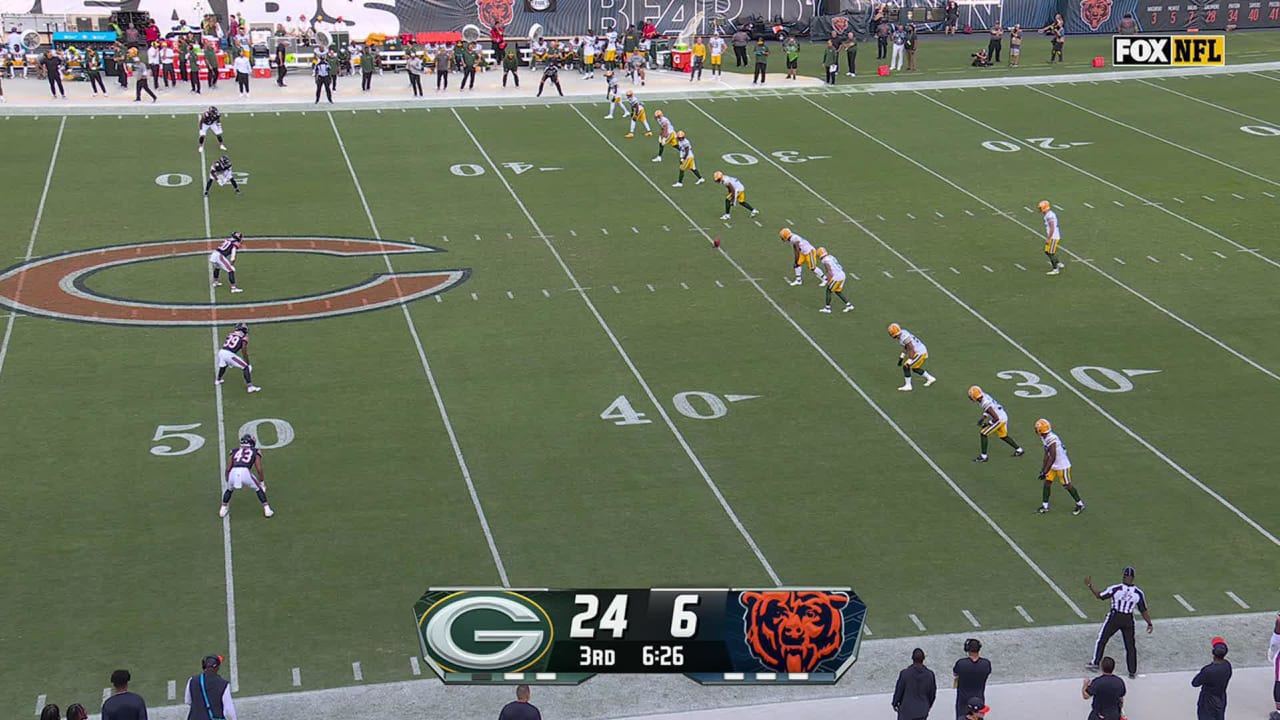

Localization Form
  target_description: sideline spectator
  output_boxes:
[971,48,989,66]
[840,31,857,76]
[489,22,505,54]
[709,32,725,75]
[783,34,799,80]
[203,41,219,89]
[7,26,21,55]
[987,25,1003,64]
[40,705,61,720]
[434,43,451,90]
[1269,612,1280,720]
[1192,638,1232,720]
[161,41,176,87]
[85,48,107,95]
[752,37,768,84]
[1009,25,1022,66]
[953,638,991,719]
[945,0,959,34]
[275,39,287,86]
[407,51,424,96]
[233,49,251,96]
[732,26,749,66]
[187,41,202,93]
[66,703,89,720]
[1082,657,1125,720]
[892,648,937,720]
[184,655,235,720]
[890,24,905,71]
[147,41,160,86]
[498,684,542,720]
[501,47,518,87]
[905,24,918,70]
[41,50,65,99]
[1043,13,1065,63]
[1117,13,1137,33]
[361,44,377,91]
[145,19,159,44]
[822,39,838,84]
[102,669,148,720]
[876,19,890,60]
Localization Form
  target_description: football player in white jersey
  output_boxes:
[816,247,854,313]
[672,131,704,187]
[887,323,936,391]
[604,70,621,118]
[652,109,677,161]
[623,89,653,138]
[713,171,758,220]
[1035,418,1084,514]
[968,385,1025,462]
[708,34,726,76]
[1039,200,1065,275]
[780,228,826,286]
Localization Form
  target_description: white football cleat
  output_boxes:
[843,304,856,312]
[819,307,832,314]
[750,209,760,217]
[789,279,802,286]
[211,280,222,287]
[263,504,274,518]
[220,144,227,150]
[218,505,229,518]
[898,383,913,391]
[247,385,262,393]
[651,156,662,162]
[672,182,683,187]
[1046,268,1060,275]
[230,287,243,293]
[696,177,705,185]
[719,213,731,220]
[215,378,224,385]
[924,377,937,387]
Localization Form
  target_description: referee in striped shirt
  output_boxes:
[1086,566,1153,679]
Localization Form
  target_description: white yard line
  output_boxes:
[1173,594,1196,612]
[909,614,927,631]
[327,112,511,586]
[700,100,1280,550]
[1138,78,1279,126]
[614,104,1083,616]
[917,93,1280,271]
[0,116,64,384]
[962,610,982,627]
[455,107,782,586]
[200,151,240,694]
[798,97,1280,384]
[1028,87,1280,188]
[1225,591,1250,609]
[1015,605,1035,623]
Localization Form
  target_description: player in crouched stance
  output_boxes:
[216,322,262,393]
[888,323,936,391]
[204,155,241,196]
[713,171,758,220]
[968,385,1024,462]
[624,89,653,138]
[816,247,854,313]
[220,433,274,518]
[652,110,677,162]
[209,231,244,292]
[197,105,226,152]
[780,228,826,286]
[1035,418,1084,515]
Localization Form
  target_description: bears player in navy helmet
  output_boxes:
[209,231,244,293]
[204,155,241,196]
[197,105,226,152]
[219,433,273,517]
[215,322,261,392]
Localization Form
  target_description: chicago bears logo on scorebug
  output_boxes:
[740,590,850,673]
[418,591,554,673]
[0,236,468,327]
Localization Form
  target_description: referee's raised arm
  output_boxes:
[1086,566,1152,679]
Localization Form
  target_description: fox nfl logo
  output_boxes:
[1112,36,1225,66]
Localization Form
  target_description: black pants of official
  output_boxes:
[847,47,857,74]
[87,71,106,93]
[753,62,766,83]
[135,78,155,101]
[537,76,561,96]
[277,64,287,86]
[47,73,65,97]
[1091,611,1137,675]
[877,36,888,58]
[409,73,422,95]
[315,76,332,103]
[734,46,748,66]
[987,39,1002,63]
[361,71,373,91]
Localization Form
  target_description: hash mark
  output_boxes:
[1015,605,1034,623]
[1147,255,1160,263]
[1202,195,1216,202]
[754,220,764,227]
[292,668,302,686]
[1212,251,1227,259]
[982,265,994,273]
[906,213,916,220]
[167,681,176,700]
[506,232,513,239]
[435,296,442,303]
[1112,200,1125,207]
[506,291,514,299]
[352,662,363,682]
[601,228,609,235]
[1172,197,1184,203]
[1114,257,1126,265]
[1014,263,1027,271]
[410,657,422,676]
[909,614,927,632]
[646,283,655,292]
[1024,206,1034,213]
[1225,591,1250,609]
[663,225,670,231]
[569,229,577,237]
[471,293,479,301]
[1180,253,1194,261]
[1263,191,1276,198]
[882,271,894,279]
[962,610,981,628]
[36,695,46,715]
[1231,193,1246,200]
[474,233,481,241]
[612,285,621,294]
[816,217,827,224]
[681,282,690,290]
[542,289,551,297]
[715,280,724,288]
[442,235,449,242]
[950,267,960,274]
[631,226,640,234]
[964,210,975,216]
[877,214,886,221]
[1083,202,1095,209]
[934,210,945,218]
[1173,594,1196,612]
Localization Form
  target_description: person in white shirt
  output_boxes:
[147,42,161,86]
[1038,199,1065,274]
[708,34,726,76]
[7,27,22,56]
[233,50,252,96]
[160,41,176,87]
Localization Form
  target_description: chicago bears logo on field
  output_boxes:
[740,590,850,673]
[831,16,850,35]
[1079,0,1113,30]
[476,0,514,29]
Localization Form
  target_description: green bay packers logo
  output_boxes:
[418,592,554,673]
[0,236,468,327]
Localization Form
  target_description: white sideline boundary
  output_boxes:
[450,108,783,586]
[326,112,511,587]
[694,100,1280,550]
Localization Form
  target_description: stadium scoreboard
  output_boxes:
[413,587,867,685]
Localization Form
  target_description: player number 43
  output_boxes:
[150,418,295,456]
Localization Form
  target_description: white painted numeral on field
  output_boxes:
[237,418,296,449]
[450,163,486,177]
[982,138,1087,153]
[1025,137,1073,150]
[995,370,1058,399]
[150,423,206,456]
[672,391,728,420]
[771,150,808,164]
[600,395,652,426]
[231,171,250,186]
[1240,125,1280,137]
[981,140,1022,153]
[502,161,535,175]
[998,366,1157,397]
[720,152,759,166]
[155,172,193,187]
[1069,366,1134,394]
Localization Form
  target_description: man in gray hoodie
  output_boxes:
[892,648,937,720]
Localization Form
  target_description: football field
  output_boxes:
[1,67,1279,716]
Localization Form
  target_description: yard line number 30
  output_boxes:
[997,366,1159,398]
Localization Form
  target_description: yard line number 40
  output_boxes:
[151,418,295,456]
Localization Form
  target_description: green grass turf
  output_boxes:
[709,28,1280,82]
[1,67,1279,715]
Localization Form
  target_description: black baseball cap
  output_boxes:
[967,697,990,714]
[202,655,224,670]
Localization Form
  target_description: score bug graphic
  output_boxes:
[413,587,868,685]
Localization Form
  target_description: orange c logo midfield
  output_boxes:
[0,237,469,327]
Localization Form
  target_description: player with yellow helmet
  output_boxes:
[968,385,1025,462]
[1035,418,1085,515]
[651,109,679,162]
[888,323,936,391]
[1038,200,1065,275]
[713,171,758,220]
[623,89,653,138]
[672,131,704,188]
[780,228,826,286]
[816,247,854,313]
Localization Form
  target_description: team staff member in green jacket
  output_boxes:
[187,42,202,93]
[822,39,839,85]
[752,38,769,84]
[360,45,378,91]
[458,42,477,90]
[501,47,519,87]
[202,42,218,88]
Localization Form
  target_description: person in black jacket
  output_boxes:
[893,648,937,720]
[275,39,288,86]
[184,655,236,720]
[953,639,991,719]
[1192,638,1232,720]
[41,51,66,99]
[1082,656,1126,720]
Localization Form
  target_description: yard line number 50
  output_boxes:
[151,418,295,456]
